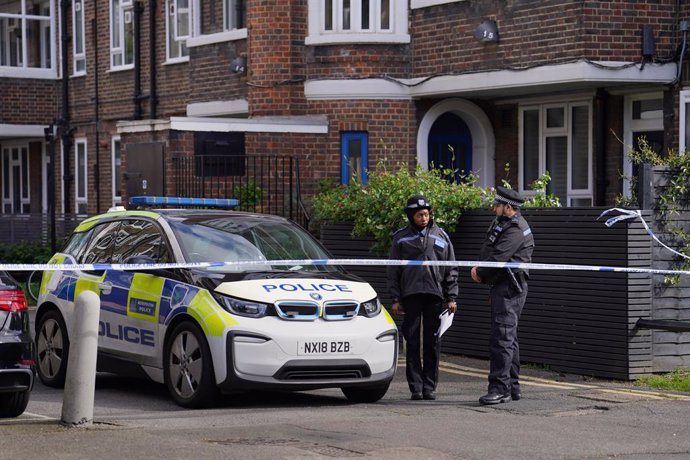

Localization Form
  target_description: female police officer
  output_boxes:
[388,196,458,401]
[471,186,534,405]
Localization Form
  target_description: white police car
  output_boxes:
[34,197,397,407]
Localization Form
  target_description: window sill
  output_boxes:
[0,67,57,79]
[305,33,410,46]
[108,65,135,73]
[411,0,465,8]
[186,29,248,48]
[164,57,190,66]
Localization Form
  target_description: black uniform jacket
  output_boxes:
[477,212,535,285]
[387,221,459,303]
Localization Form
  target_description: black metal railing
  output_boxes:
[171,154,309,228]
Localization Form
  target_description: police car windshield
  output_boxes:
[168,216,337,273]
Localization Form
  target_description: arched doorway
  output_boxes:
[428,112,472,182]
[417,99,495,188]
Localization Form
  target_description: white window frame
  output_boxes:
[223,0,244,31]
[0,0,56,78]
[75,138,88,215]
[306,0,409,45]
[1,142,31,214]
[72,0,86,75]
[112,136,122,206]
[110,0,134,70]
[166,0,192,63]
[519,101,593,206]
[623,92,663,197]
[679,89,690,155]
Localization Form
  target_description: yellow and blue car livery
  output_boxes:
[35,202,397,407]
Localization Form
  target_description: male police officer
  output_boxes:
[388,196,458,401]
[471,186,534,405]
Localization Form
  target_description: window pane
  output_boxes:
[324,0,333,30]
[571,197,592,206]
[348,138,362,182]
[77,143,86,198]
[522,109,539,189]
[571,106,589,190]
[361,0,370,30]
[124,9,134,64]
[633,99,662,120]
[112,0,120,48]
[380,0,390,29]
[75,1,84,53]
[113,139,121,199]
[176,0,189,37]
[342,0,350,30]
[21,148,28,199]
[686,103,690,153]
[546,136,567,203]
[546,107,564,128]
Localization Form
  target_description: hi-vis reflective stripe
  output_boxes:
[3,259,690,276]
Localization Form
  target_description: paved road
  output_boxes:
[2,352,690,460]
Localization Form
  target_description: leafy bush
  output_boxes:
[0,241,52,264]
[233,181,263,208]
[313,161,492,254]
[313,160,560,254]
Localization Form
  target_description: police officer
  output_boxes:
[471,186,534,405]
[388,196,458,401]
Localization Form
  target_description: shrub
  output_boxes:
[313,160,560,254]
[313,161,492,254]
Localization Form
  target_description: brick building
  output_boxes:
[1,0,688,219]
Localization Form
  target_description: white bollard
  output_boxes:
[61,290,100,427]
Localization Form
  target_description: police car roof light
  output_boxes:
[129,196,240,209]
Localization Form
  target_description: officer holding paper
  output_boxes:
[471,186,534,405]
[388,196,458,401]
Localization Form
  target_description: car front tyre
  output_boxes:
[0,390,30,418]
[35,310,70,388]
[341,382,390,403]
[164,321,218,408]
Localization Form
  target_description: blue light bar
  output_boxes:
[129,196,239,208]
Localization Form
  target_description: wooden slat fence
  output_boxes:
[320,208,653,380]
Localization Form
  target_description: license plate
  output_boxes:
[298,340,353,355]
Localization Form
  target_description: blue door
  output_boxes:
[428,113,472,183]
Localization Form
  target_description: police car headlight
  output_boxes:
[213,294,269,318]
[359,297,382,317]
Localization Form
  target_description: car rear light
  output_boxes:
[0,289,28,312]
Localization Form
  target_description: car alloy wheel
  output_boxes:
[164,321,218,408]
[35,310,69,388]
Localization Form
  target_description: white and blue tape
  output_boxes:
[1,208,686,276]
[0,258,688,276]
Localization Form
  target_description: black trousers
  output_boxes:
[401,294,443,394]
[488,278,528,395]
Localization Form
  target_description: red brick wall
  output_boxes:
[410,0,676,78]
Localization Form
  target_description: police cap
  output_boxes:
[404,195,432,213]
[493,186,524,207]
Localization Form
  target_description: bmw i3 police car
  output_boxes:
[35,197,397,408]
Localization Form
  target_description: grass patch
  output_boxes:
[635,368,690,392]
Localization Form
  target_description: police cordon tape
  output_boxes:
[1,258,689,277]
[3,208,687,276]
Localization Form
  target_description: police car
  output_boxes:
[34,197,397,408]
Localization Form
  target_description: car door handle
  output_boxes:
[99,282,113,295]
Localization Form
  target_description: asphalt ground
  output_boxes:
[2,350,690,460]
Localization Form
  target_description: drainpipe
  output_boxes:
[594,88,608,206]
[133,0,144,119]
[149,0,157,119]
[92,2,101,213]
[60,0,72,214]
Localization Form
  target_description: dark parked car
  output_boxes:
[0,271,35,417]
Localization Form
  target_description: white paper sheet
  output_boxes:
[437,309,454,337]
